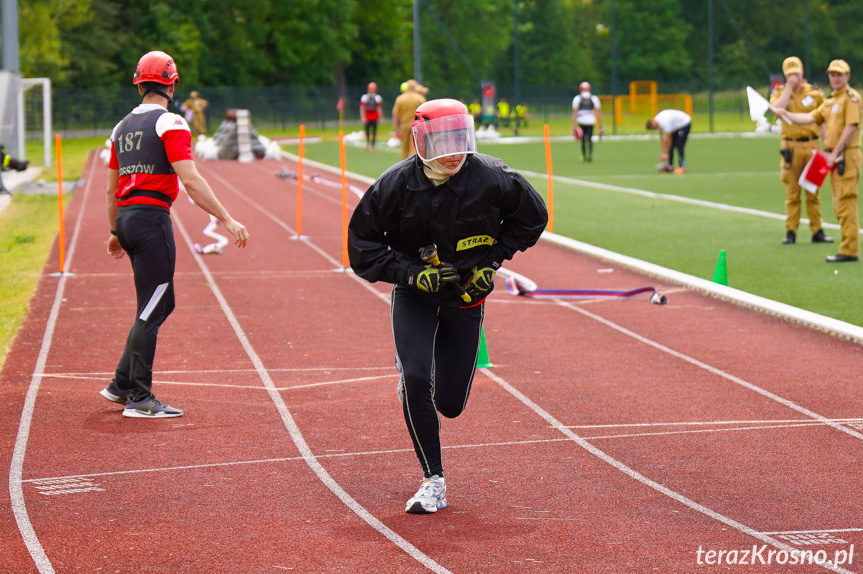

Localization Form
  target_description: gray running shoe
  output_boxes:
[122,395,183,418]
[405,475,447,514]
[99,382,129,405]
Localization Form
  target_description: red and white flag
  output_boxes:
[798,149,831,193]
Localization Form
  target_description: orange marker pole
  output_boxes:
[296,124,305,236]
[55,134,66,274]
[339,131,349,269]
[543,124,554,233]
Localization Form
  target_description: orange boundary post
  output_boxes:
[296,124,305,236]
[543,124,554,233]
[339,131,349,269]
[55,134,65,274]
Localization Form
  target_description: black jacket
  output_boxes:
[348,153,548,305]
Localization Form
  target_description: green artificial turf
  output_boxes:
[285,133,862,327]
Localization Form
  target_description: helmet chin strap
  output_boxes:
[143,87,174,104]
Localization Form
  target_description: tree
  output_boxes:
[502,0,590,86]
[19,0,92,84]
[613,0,692,86]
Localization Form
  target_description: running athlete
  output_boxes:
[101,51,249,418]
[571,82,604,162]
[360,82,383,151]
[348,99,548,514]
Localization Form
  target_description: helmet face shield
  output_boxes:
[412,114,476,162]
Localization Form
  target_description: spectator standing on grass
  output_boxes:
[348,99,548,514]
[360,82,383,151]
[181,90,208,136]
[776,59,861,263]
[769,57,832,246]
[101,51,249,418]
[468,98,482,126]
[572,82,604,163]
[646,109,691,174]
[497,97,511,128]
[392,80,427,160]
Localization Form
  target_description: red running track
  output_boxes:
[2,150,863,573]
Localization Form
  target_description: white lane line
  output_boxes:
[8,152,100,574]
[46,366,393,376]
[200,165,390,306]
[558,299,863,442]
[22,416,849,485]
[215,160,858,571]
[764,529,863,535]
[518,169,846,233]
[45,373,394,391]
[480,368,856,574]
[172,210,451,574]
[566,418,863,428]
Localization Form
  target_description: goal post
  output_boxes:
[629,80,657,115]
[614,80,692,128]
[20,77,52,167]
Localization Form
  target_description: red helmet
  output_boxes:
[367,82,378,92]
[579,81,591,93]
[133,51,179,85]
[411,99,476,162]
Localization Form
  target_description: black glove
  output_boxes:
[409,263,459,293]
[463,265,496,300]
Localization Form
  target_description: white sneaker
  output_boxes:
[405,475,447,514]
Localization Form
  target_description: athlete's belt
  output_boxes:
[783,136,818,142]
[122,190,173,206]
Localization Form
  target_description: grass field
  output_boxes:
[279,131,863,327]
[0,195,70,368]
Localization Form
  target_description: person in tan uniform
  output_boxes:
[392,80,427,159]
[776,59,862,262]
[770,57,832,245]
[181,91,209,136]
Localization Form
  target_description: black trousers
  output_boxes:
[670,123,691,168]
[391,285,484,478]
[364,120,378,147]
[579,123,595,158]
[113,206,176,402]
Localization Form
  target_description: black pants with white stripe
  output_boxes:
[113,205,176,402]
[391,285,484,478]
[671,123,691,168]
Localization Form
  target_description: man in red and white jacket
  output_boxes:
[101,50,249,418]
[360,81,383,150]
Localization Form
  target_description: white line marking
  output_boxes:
[8,152,100,573]
[519,168,859,235]
[22,416,856,486]
[558,299,863,442]
[565,418,863,429]
[42,373,394,391]
[173,210,451,574]
[200,165,391,306]
[480,368,856,574]
[45,366,393,376]
[763,529,863,535]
